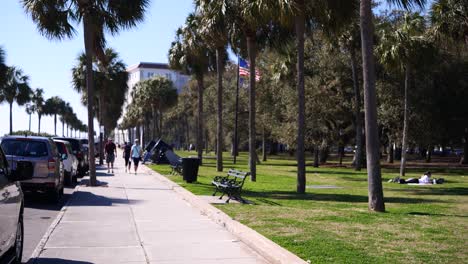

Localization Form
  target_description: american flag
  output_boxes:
[239,58,261,81]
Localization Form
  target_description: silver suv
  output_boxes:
[0,136,65,202]
[0,145,32,263]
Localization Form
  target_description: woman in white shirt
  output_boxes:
[131,139,143,174]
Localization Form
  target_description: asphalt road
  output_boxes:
[22,184,77,264]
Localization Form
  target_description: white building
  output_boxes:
[115,62,190,144]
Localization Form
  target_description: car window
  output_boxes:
[0,148,6,170]
[55,142,66,154]
[54,138,80,151]
[1,140,49,157]
[66,144,73,155]
[0,149,8,185]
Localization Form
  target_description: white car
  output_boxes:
[54,140,79,185]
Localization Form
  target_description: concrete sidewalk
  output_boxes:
[30,154,269,264]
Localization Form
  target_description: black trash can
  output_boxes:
[182,157,200,183]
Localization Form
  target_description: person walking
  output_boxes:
[131,139,143,174]
[105,138,117,173]
[123,141,132,172]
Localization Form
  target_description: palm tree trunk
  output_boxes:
[387,142,394,163]
[196,74,204,165]
[159,106,163,137]
[28,113,31,132]
[360,0,385,212]
[54,114,57,136]
[313,147,319,168]
[216,47,224,172]
[400,65,410,177]
[98,97,104,165]
[246,35,257,182]
[462,128,468,164]
[83,14,97,186]
[295,6,306,193]
[350,48,363,171]
[262,127,267,162]
[152,105,157,139]
[9,103,13,134]
[38,114,42,134]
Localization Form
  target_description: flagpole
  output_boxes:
[233,55,240,164]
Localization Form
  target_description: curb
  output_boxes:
[141,165,307,264]
[28,184,81,264]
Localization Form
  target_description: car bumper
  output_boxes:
[21,178,58,191]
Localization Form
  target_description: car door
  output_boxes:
[0,148,19,255]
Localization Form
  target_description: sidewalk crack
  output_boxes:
[123,184,151,264]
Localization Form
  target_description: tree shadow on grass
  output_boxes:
[407,212,468,218]
[393,187,468,196]
[242,190,444,204]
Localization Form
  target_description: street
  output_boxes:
[22,185,77,264]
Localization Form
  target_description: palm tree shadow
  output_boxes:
[243,190,444,204]
[407,212,468,218]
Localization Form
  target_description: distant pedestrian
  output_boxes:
[131,139,143,174]
[105,138,117,173]
[123,142,132,172]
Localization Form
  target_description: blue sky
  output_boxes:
[0,1,429,137]
[0,0,194,136]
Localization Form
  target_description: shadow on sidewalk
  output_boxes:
[67,190,143,206]
[26,258,93,264]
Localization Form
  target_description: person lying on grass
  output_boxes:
[398,171,444,184]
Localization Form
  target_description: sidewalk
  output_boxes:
[30,154,269,264]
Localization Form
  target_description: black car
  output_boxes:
[52,138,89,177]
[0,146,32,263]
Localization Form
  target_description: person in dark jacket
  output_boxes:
[123,142,132,173]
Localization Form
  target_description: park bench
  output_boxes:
[212,169,249,203]
[165,150,182,175]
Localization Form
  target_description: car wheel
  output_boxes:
[72,171,78,184]
[64,171,72,186]
[48,188,62,203]
[12,214,24,264]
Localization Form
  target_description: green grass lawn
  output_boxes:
[148,151,468,264]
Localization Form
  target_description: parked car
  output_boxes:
[53,140,79,185]
[0,145,32,264]
[0,136,65,202]
[53,137,88,177]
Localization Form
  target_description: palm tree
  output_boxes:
[265,0,357,191]
[0,47,6,87]
[44,96,65,135]
[22,0,149,186]
[0,66,32,134]
[359,0,426,212]
[430,0,468,164]
[60,102,73,137]
[377,12,428,178]
[72,48,129,134]
[31,88,45,133]
[25,103,34,131]
[430,0,468,46]
[225,1,275,182]
[169,13,214,165]
[132,76,178,139]
[196,0,229,172]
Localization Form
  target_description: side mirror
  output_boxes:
[61,153,68,161]
[9,161,33,181]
